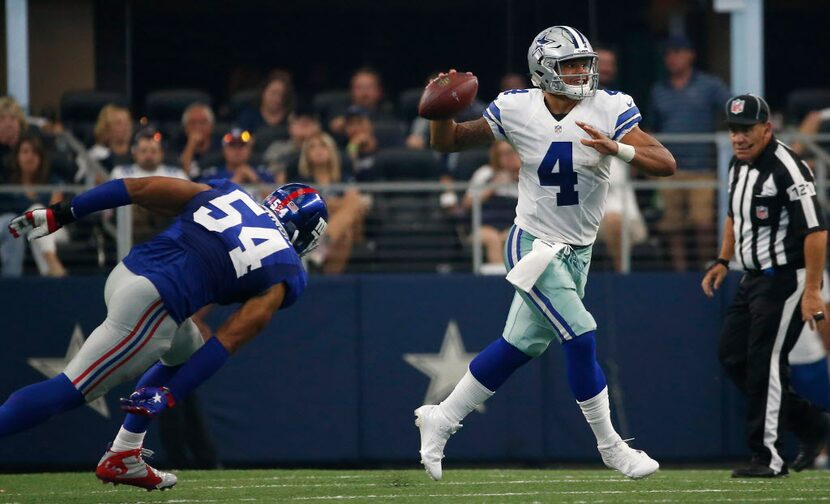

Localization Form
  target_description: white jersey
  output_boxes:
[482,88,641,245]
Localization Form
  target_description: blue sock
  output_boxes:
[123,362,182,433]
[0,374,84,437]
[469,337,532,391]
[164,337,230,403]
[562,331,607,402]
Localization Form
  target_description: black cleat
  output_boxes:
[732,462,788,478]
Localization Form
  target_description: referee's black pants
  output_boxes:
[719,268,827,472]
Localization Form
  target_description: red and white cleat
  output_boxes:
[96,447,177,491]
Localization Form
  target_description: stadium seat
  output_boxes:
[145,89,212,123]
[449,147,490,181]
[60,90,129,123]
[373,148,441,180]
[785,88,830,125]
[60,90,129,146]
[228,88,260,120]
[373,120,406,149]
[311,90,350,122]
[398,87,424,123]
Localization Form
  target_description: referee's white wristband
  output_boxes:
[615,142,636,163]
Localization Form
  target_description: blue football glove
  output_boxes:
[120,386,176,417]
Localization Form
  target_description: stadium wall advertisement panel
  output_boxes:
[0,274,747,467]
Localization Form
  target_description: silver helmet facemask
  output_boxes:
[528,26,599,100]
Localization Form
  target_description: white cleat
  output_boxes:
[414,405,461,481]
[599,439,660,479]
[96,447,177,491]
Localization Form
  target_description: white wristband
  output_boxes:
[615,142,636,163]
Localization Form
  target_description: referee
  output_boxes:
[702,94,830,477]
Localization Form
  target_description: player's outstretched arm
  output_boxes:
[577,122,676,177]
[124,176,211,216]
[8,176,210,241]
[122,284,288,416]
[215,283,286,353]
[430,117,495,153]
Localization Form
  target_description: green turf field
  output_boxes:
[1,468,829,503]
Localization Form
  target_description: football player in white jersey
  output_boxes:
[415,25,676,480]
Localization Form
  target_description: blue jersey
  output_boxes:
[123,179,307,324]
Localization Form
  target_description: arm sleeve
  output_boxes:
[611,93,642,141]
[482,94,509,142]
[777,155,826,235]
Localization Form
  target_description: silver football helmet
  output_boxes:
[527,26,598,100]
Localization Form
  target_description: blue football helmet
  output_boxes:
[262,183,328,257]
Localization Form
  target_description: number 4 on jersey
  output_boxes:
[537,142,578,206]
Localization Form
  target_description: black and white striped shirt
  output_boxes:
[728,137,826,271]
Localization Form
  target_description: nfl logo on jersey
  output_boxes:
[755,205,768,220]
[730,99,745,114]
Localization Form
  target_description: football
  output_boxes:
[417,71,479,120]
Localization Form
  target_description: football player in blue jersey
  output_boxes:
[2,176,327,490]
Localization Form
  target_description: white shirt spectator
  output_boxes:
[464,165,520,200]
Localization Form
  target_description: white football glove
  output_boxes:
[8,207,63,241]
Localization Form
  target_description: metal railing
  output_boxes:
[2,131,829,275]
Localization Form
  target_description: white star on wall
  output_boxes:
[27,324,111,419]
[404,320,484,413]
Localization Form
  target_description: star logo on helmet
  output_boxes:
[536,33,552,46]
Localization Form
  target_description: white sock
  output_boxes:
[110,426,146,452]
[438,371,494,424]
[577,386,622,448]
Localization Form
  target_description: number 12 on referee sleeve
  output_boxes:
[537,142,578,206]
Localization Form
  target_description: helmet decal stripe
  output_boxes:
[278,187,319,209]
[554,26,577,46]
[563,26,583,49]
[573,28,588,47]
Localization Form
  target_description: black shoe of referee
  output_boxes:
[792,414,830,472]
[732,461,788,478]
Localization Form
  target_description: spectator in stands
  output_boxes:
[500,73,528,92]
[298,131,367,274]
[0,134,67,277]
[236,70,294,134]
[199,128,273,186]
[647,35,731,271]
[461,140,519,273]
[329,67,395,135]
[263,106,322,183]
[111,129,187,180]
[595,46,648,272]
[791,108,830,156]
[0,97,28,170]
[178,103,221,178]
[111,129,188,244]
[85,104,133,180]
[344,106,379,180]
[595,46,620,90]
